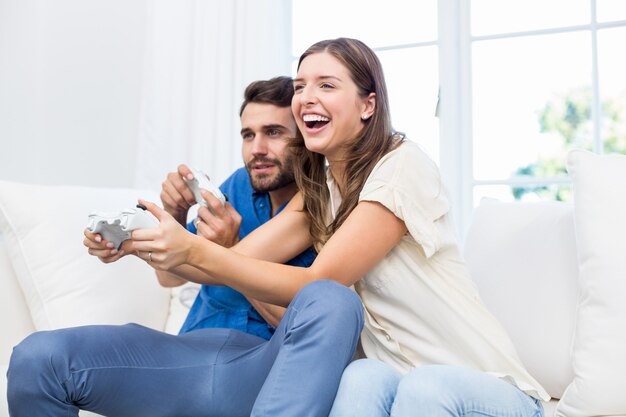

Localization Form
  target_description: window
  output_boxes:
[292,0,626,236]
[291,0,440,159]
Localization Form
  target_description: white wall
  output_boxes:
[0,0,147,187]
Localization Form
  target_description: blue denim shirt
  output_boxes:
[179,167,317,339]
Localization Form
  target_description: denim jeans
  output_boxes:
[329,359,544,417]
[7,280,364,417]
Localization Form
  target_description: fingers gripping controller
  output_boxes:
[183,168,226,211]
[87,204,159,249]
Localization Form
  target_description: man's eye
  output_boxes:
[242,133,254,141]
[293,84,304,92]
[268,129,281,137]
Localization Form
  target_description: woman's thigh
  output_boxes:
[391,365,543,417]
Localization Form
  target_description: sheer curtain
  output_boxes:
[135,0,292,190]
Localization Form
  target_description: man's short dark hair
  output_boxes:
[239,76,294,116]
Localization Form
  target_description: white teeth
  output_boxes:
[303,114,329,122]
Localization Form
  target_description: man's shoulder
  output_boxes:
[221,167,251,190]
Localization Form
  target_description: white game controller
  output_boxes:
[183,168,226,209]
[87,204,159,249]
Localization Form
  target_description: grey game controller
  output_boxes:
[87,204,159,249]
[183,168,226,209]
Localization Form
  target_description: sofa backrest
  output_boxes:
[464,200,579,400]
[0,235,36,365]
[0,180,172,332]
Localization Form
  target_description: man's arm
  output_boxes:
[195,190,286,326]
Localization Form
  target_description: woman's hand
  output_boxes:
[130,199,197,270]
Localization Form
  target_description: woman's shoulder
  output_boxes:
[369,140,440,183]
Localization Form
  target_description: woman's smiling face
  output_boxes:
[292,52,375,162]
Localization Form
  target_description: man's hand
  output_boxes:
[83,229,134,263]
[160,164,197,226]
[195,189,242,247]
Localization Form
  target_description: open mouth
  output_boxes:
[303,114,330,130]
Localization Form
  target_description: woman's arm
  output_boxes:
[228,193,315,263]
[159,193,314,278]
[154,266,225,287]
[132,199,406,306]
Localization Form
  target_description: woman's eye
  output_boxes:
[320,83,334,89]
[293,84,304,92]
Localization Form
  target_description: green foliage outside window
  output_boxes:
[512,87,626,201]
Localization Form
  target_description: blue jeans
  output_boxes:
[7,280,364,417]
[329,359,544,417]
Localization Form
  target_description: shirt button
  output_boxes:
[385,334,391,341]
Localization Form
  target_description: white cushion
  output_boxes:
[0,365,6,417]
[0,180,171,331]
[556,150,626,417]
[0,237,35,364]
[464,199,579,399]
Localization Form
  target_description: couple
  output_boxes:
[7,38,549,417]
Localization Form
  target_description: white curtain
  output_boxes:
[135,0,293,190]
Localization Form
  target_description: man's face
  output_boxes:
[240,102,297,193]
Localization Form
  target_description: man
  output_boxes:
[155,76,316,338]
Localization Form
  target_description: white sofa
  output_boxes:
[1,150,625,417]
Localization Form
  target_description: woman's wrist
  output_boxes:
[186,234,207,270]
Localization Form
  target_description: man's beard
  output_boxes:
[246,156,295,193]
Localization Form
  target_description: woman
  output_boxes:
[290,38,549,417]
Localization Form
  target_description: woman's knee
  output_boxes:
[340,359,401,394]
[330,359,401,417]
[396,365,458,401]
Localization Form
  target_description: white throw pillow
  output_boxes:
[464,199,579,399]
[556,150,626,417]
[0,180,171,331]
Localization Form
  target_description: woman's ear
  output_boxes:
[361,92,376,120]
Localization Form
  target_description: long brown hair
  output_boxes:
[291,38,403,251]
